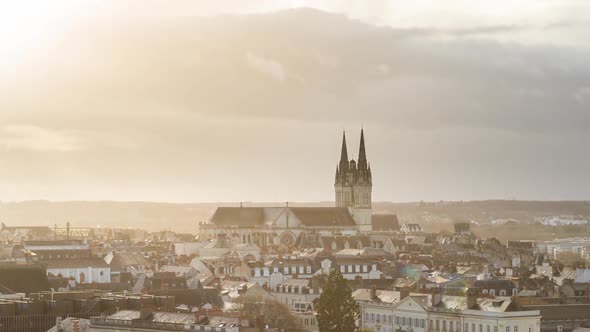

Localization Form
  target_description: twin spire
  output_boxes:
[335,129,371,184]
[339,129,367,167]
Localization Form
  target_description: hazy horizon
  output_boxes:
[1,2,590,203]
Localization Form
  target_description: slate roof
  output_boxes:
[352,288,400,304]
[45,257,110,269]
[107,310,196,324]
[372,214,400,231]
[209,207,265,226]
[320,235,371,250]
[0,263,50,294]
[521,304,590,320]
[107,252,151,269]
[290,207,357,226]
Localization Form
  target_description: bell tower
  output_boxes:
[335,129,372,232]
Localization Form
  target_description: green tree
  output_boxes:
[315,268,360,332]
[238,296,302,331]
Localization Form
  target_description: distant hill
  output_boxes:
[0,200,589,235]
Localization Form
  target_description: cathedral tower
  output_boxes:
[335,129,373,232]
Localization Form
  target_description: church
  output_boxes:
[198,130,399,248]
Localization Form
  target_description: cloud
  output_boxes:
[0,125,82,152]
[246,51,286,81]
[574,86,590,104]
[0,9,589,201]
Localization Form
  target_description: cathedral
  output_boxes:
[335,129,373,232]
[198,130,398,248]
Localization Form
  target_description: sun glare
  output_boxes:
[0,2,86,68]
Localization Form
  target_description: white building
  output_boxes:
[400,224,423,234]
[355,289,541,332]
[46,258,111,283]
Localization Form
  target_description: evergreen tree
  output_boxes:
[315,268,360,331]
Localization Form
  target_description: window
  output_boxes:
[363,265,368,272]
[299,266,304,274]
[436,320,439,330]
[371,313,374,322]
[514,326,518,332]
[415,318,419,327]
[443,320,447,331]
[487,326,491,332]
[365,313,369,322]
[356,265,361,272]
[422,319,426,328]
[450,321,454,331]
[284,267,289,274]
[472,323,476,332]
[529,325,533,332]
[480,324,483,332]
[397,317,401,325]
[506,326,511,332]
[557,326,563,332]
[500,290,507,296]
[490,289,495,296]
[494,327,498,332]
[465,323,469,332]
[389,316,393,325]
[340,266,345,273]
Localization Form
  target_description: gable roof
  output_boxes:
[372,214,400,231]
[209,207,264,226]
[107,252,151,269]
[289,207,356,226]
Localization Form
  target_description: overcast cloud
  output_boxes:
[0,6,589,202]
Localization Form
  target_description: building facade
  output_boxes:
[335,130,373,232]
[199,130,380,245]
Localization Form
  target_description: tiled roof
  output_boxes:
[290,207,357,226]
[372,214,400,231]
[45,257,110,268]
[209,207,264,226]
[521,304,590,320]
[0,263,50,294]
[109,252,151,268]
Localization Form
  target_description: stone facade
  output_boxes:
[335,130,373,232]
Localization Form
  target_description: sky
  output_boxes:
[0,1,589,202]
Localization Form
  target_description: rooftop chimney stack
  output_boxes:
[466,288,480,309]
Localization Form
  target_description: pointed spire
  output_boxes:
[339,131,349,172]
[340,131,348,162]
[358,128,367,171]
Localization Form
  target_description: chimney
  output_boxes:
[370,284,378,301]
[431,288,442,307]
[466,288,479,309]
[400,288,410,300]
[139,305,154,320]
